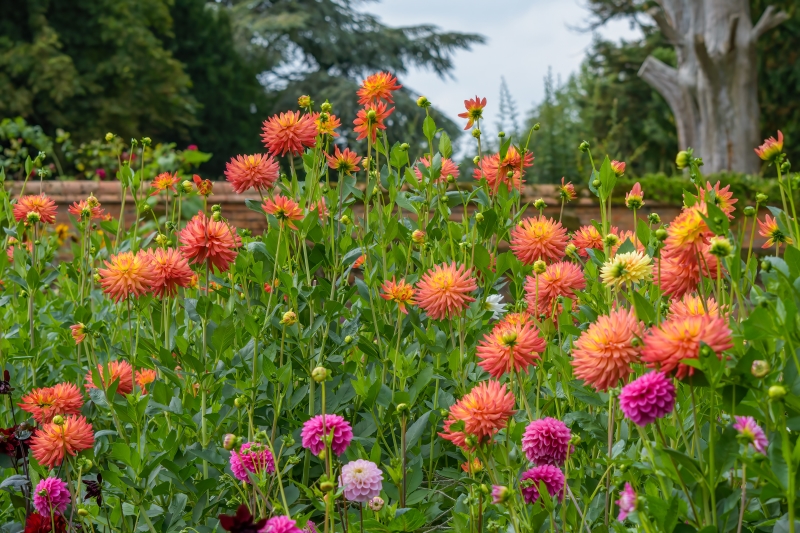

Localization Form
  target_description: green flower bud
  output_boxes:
[655,229,668,241]
[579,141,590,153]
[475,212,484,223]
[400,143,409,151]
[416,96,430,108]
[312,367,328,383]
[592,179,601,187]
[768,385,786,400]
[472,155,480,165]
[105,133,115,142]
[321,101,332,113]
[648,213,661,225]
[743,206,756,217]
[675,150,690,169]
[533,123,541,131]
[756,193,768,204]
[498,131,505,138]
[750,360,770,378]
[533,260,547,274]
[472,129,481,139]
[344,335,353,344]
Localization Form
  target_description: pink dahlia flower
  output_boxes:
[263,515,302,533]
[618,372,676,426]
[229,442,275,483]
[491,485,510,505]
[521,417,571,466]
[616,483,637,521]
[33,477,71,516]
[733,416,769,454]
[339,459,383,502]
[301,414,353,456]
[520,464,565,504]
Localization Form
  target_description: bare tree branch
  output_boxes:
[752,5,789,40]
[637,55,681,106]
[646,6,680,45]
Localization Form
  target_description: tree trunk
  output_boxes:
[637,0,788,174]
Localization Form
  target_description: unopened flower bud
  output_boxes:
[709,237,733,257]
[603,234,620,248]
[344,335,353,344]
[592,179,601,187]
[565,243,578,258]
[26,212,41,224]
[340,215,351,225]
[533,260,547,275]
[655,229,668,241]
[472,129,481,139]
[396,403,409,413]
[223,433,237,450]
[756,193,768,204]
[312,367,328,383]
[498,131,505,138]
[141,137,152,146]
[367,109,377,121]
[297,95,312,108]
[472,156,480,165]
[475,212,484,223]
[280,311,297,326]
[768,385,786,400]
[372,186,380,196]
[533,198,546,211]
[675,150,690,169]
[400,143,409,151]
[506,170,513,178]
[180,180,192,193]
[446,174,455,183]
[533,123,541,131]
[780,160,791,173]
[579,141,590,152]
[464,435,478,448]
[368,496,384,511]
[212,211,222,222]
[52,415,65,426]
[321,101,332,113]
[320,481,334,492]
[412,230,425,244]
[760,260,772,272]
[234,395,247,409]
[751,360,770,378]
[155,233,168,246]
[743,206,756,217]
[105,133,115,142]
[648,213,661,225]
[416,96,430,108]
[93,273,101,283]
[78,508,90,517]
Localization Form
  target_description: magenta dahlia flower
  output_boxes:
[618,372,676,426]
[33,477,71,516]
[520,465,565,504]
[263,515,302,533]
[229,442,275,483]
[301,414,353,456]
[521,417,571,465]
[733,416,769,454]
[339,459,384,502]
[616,482,637,521]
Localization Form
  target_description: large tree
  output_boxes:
[586,0,790,174]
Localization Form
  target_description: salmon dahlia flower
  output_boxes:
[458,96,487,130]
[413,263,477,320]
[654,248,721,299]
[143,247,194,298]
[380,278,414,314]
[414,154,460,184]
[663,206,711,263]
[225,154,280,194]
[524,261,586,316]
[325,146,362,173]
[30,415,94,469]
[441,381,515,445]
[85,360,134,395]
[19,383,84,424]
[68,199,106,221]
[559,177,576,202]
[641,314,733,379]
[571,308,645,391]
[625,182,644,209]
[669,294,719,319]
[179,212,242,273]
[571,225,606,257]
[699,181,737,219]
[474,147,534,193]
[610,160,626,177]
[357,72,402,105]
[70,323,86,344]
[755,130,783,161]
[476,320,546,378]
[511,216,568,265]
[13,194,57,225]
[98,251,155,302]
[353,101,394,143]
[262,194,304,230]
[261,111,317,157]
[149,172,179,196]
[758,214,791,249]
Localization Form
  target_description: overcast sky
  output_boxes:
[365,0,641,134]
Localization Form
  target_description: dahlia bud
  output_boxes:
[675,150,690,169]
[155,233,168,246]
[472,156,480,165]
[52,415,65,426]
[105,132,115,142]
[506,170,513,178]
[709,237,733,257]
[320,101,332,113]
[533,198,546,211]
[446,174,455,183]
[141,203,151,212]
[241,229,252,238]
[579,141,590,153]
[318,112,330,123]
[141,136,152,146]
[780,160,791,173]
[475,212,484,223]
[372,186,380,196]
[312,367,328,383]
[768,385,786,400]
[533,123,541,131]
[743,206,756,217]
[412,230,426,244]
[751,360,770,378]
[648,213,661,225]
[77,457,93,470]
[367,109,377,121]
[603,234,620,248]
[368,496,384,511]
[610,160,626,177]
[592,179,601,188]
[472,129,481,139]
[222,433,238,450]
[756,193,768,204]
[320,480,335,492]
[498,131,505,138]
[212,211,222,222]
[181,180,193,193]
[340,215,351,225]
[297,95,312,108]
[491,485,511,504]
[533,260,547,275]
[655,229,668,241]
[26,212,41,224]
[416,96,430,108]
[288,455,301,464]
[396,403,409,413]
[565,243,578,258]
[344,335,353,344]
[760,261,772,273]
[78,508,90,517]
[93,274,101,283]
[234,395,247,409]
[400,143,409,151]
[280,311,297,326]
[464,435,478,448]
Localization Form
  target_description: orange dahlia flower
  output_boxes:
[662,206,711,263]
[224,154,280,194]
[70,323,86,344]
[458,96,487,130]
[326,146,362,173]
[524,261,586,316]
[179,212,242,272]
[473,147,534,194]
[758,214,791,249]
[641,314,733,379]
[193,174,213,196]
[511,216,568,265]
[476,320,546,378]
[68,199,106,221]
[559,177,576,202]
[571,308,645,391]
[670,294,719,319]
[500,311,535,327]
[261,111,317,157]
[312,112,342,137]
[357,72,402,105]
[144,248,195,298]
[19,383,84,424]
[380,278,414,314]
[135,369,157,393]
[149,172,179,196]
[699,181,737,219]
[30,415,94,469]
[85,360,134,395]
[655,246,721,299]
[755,130,783,161]
[413,263,477,320]
[13,194,57,225]
[353,101,394,143]
[571,225,606,257]
[98,251,156,302]
[414,155,460,184]
[444,381,516,443]
[262,194,304,230]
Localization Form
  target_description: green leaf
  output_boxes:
[438,132,452,159]
[422,116,436,140]
[388,509,426,531]
[632,292,655,324]
[598,156,615,200]
[699,199,730,236]
[404,411,431,451]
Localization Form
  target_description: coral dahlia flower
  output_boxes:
[511,216,568,265]
[135,369,157,393]
[262,194,304,230]
[654,254,702,299]
[600,251,652,290]
[353,101,394,143]
[699,181,737,219]
[474,147,534,193]
[261,111,317,157]
[380,278,414,314]
[193,174,213,196]
[179,212,242,273]
[98,251,156,302]
[357,72,402,105]
[458,96,487,130]
[524,261,586,316]
[30,415,94,469]
[312,112,341,137]
[149,172,179,196]
[559,177,576,202]
[755,130,783,161]
[663,206,711,263]
[325,146,362,173]
[571,225,606,257]
[70,323,86,344]
[641,314,733,379]
[625,182,644,209]
[19,383,84,424]
[669,294,719,319]
[476,320,546,378]
[414,154,460,184]
[413,263,477,320]
[444,381,516,443]
[610,160,626,177]
[68,199,106,221]
[85,360,134,395]
[224,154,280,194]
[571,308,645,391]
[144,247,195,298]
[13,194,57,225]
[758,214,791,249]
